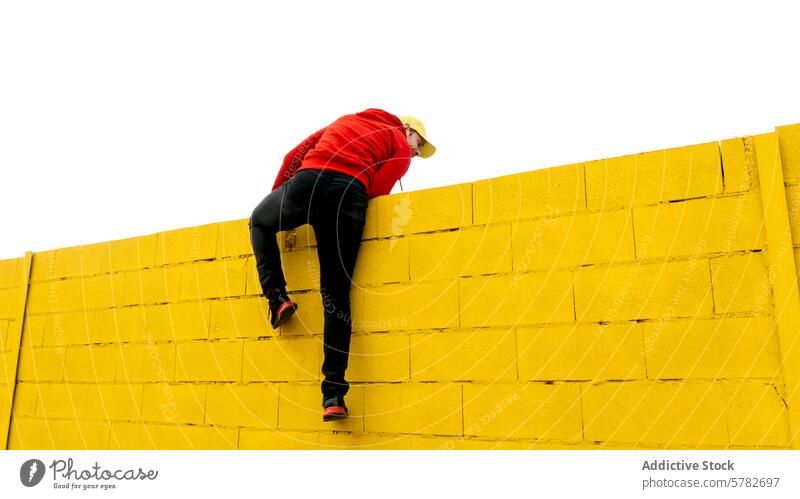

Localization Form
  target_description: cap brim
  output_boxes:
[419,141,436,158]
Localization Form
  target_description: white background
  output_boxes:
[1,0,799,260]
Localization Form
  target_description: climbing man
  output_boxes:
[248,108,436,421]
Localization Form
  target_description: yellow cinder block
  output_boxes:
[64,344,117,382]
[210,297,272,339]
[74,244,108,277]
[113,301,206,343]
[11,382,38,417]
[205,383,279,427]
[784,185,800,242]
[78,242,111,277]
[350,286,366,333]
[376,183,472,237]
[722,380,790,447]
[282,247,321,292]
[279,224,316,252]
[0,287,19,319]
[121,266,182,306]
[278,383,363,432]
[217,219,253,258]
[41,310,92,347]
[582,380,728,446]
[517,323,645,381]
[353,237,409,286]
[363,383,462,436]
[633,194,765,259]
[459,271,574,327]
[644,317,781,379]
[777,124,800,182]
[284,248,321,292]
[8,418,50,449]
[574,259,713,322]
[361,280,458,331]
[363,201,378,240]
[0,320,8,351]
[27,279,84,314]
[116,342,176,383]
[348,334,409,382]
[29,250,57,283]
[179,258,248,301]
[242,337,319,382]
[14,257,23,287]
[410,225,512,281]
[410,328,516,382]
[411,435,522,450]
[111,304,172,343]
[108,234,158,272]
[141,383,207,425]
[22,315,45,348]
[513,209,634,271]
[82,273,126,310]
[473,163,585,225]
[90,308,125,344]
[154,223,218,266]
[85,383,144,421]
[318,432,414,450]
[278,292,325,336]
[585,142,722,209]
[3,388,18,423]
[175,341,241,382]
[721,137,755,193]
[37,383,88,419]
[1,350,15,384]
[164,301,211,341]
[463,382,582,441]
[710,253,771,314]
[244,256,261,296]
[523,440,615,449]
[41,246,86,280]
[17,346,64,381]
[9,418,111,449]
[240,428,318,449]
[0,257,23,288]
[0,389,10,423]
[108,421,237,449]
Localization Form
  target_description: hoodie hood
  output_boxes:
[355,108,404,128]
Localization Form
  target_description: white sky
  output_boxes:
[1,0,799,261]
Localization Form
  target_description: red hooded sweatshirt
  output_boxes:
[271,108,412,199]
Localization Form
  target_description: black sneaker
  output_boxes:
[267,288,298,329]
[322,395,348,421]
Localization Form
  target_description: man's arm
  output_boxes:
[272,126,328,191]
[370,150,411,197]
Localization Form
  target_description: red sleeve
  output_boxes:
[370,139,412,198]
[272,126,327,191]
[370,152,411,197]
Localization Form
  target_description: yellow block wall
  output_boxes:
[0,257,25,445]
[4,124,800,450]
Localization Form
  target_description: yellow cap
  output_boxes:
[398,115,437,158]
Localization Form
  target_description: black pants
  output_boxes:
[249,168,368,403]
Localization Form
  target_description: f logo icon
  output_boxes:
[20,459,45,487]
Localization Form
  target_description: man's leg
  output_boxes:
[314,179,367,404]
[249,171,317,296]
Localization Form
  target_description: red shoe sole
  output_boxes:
[274,301,298,327]
[323,406,348,421]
